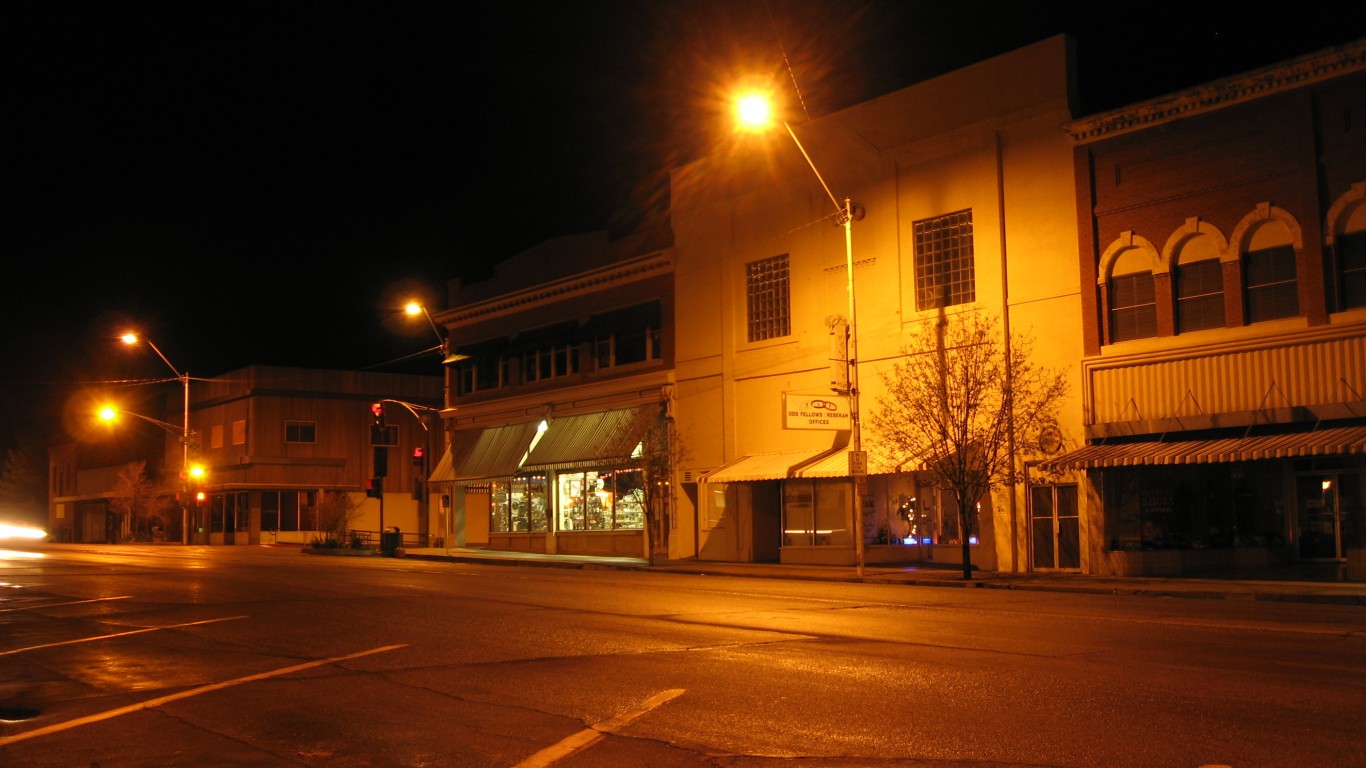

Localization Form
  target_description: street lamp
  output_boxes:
[120,332,195,544]
[98,404,206,540]
[735,90,868,576]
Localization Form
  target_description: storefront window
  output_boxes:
[508,475,548,532]
[489,482,510,533]
[783,479,850,546]
[556,468,645,530]
[1103,463,1287,551]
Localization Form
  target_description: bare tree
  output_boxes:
[871,311,1068,579]
[0,443,48,526]
[631,399,686,565]
[317,491,362,546]
[106,461,164,542]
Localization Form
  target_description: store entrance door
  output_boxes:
[223,493,238,545]
[1296,474,1344,560]
[1030,484,1080,570]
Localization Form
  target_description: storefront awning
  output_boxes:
[701,449,831,483]
[1040,425,1366,471]
[792,448,907,478]
[427,445,455,483]
[450,421,542,483]
[521,406,659,471]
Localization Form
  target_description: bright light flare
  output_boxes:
[404,301,424,317]
[734,90,776,132]
[120,332,139,345]
[188,464,206,480]
[0,522,47,541]
[98,405,119,422]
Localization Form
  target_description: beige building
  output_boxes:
[670,36,1086,570]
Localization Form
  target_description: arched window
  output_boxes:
[1169,223,1227,333]
[1327,182,1366,311]
[1109,250,1157,342]
[1232,204,1301,324]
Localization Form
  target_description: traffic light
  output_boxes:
[366,477,383,498]
[370,401,385,426]
[412,446,425,468]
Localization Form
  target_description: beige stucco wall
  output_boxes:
[672,36,1085,569]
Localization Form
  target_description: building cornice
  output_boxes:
[437,251,673,328]
[1068,40,1365,145]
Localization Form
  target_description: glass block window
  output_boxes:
[914,210,975,310]
[1109,272,1157,342]
[1244,245,1299,323]
[1176,259,1225,332]
[746,255,790,342]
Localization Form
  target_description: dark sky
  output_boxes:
[6,1,1360,452]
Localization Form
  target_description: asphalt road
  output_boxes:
[2,544,1364,768]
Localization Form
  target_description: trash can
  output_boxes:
[381,529,401,556]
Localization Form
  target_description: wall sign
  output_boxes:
[783,394,851,431]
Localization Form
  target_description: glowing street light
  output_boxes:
[119,332,195,544]
[734,89,868,576]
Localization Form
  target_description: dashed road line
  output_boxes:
[0,615,247,656]
[0,595,133,612]
[0,643,407,746]
[512,688,685,768]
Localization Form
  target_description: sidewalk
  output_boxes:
[397,547,1366,607]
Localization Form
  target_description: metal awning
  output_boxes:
[1040,425,1366,471]
[427,445,455,483]
[522,406,658,471]
[449,421,542,484]
[700,449,830,483]
[792,448,908,478]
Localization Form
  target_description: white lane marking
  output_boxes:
[0,643,407,746]
[0,615,247,656]
[511,688,686,768]
[0,595,133,613]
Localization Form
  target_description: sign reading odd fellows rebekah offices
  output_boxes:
[782,393,851,431]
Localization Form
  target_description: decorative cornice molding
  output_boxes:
[1067,40,1365,145]
[438,252,673,327]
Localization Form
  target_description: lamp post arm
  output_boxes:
[419,306,446,349]
[379,398,439,430]
[115,409,191,437]
[784,121,846,219]
[143,338,186,380]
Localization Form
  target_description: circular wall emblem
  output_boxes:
[1038,425,1064,454]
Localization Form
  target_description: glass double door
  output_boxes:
[1296,473,1361,560]
[1031,484,1080,570]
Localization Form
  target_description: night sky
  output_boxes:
[6,1,1359,454]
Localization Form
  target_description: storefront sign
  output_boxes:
[783,394,851,431]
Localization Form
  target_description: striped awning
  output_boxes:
[792,447,911,478]
[521,406,658,471]
[427,445,455,483]
[448,421,542,484]
[1040,425,1366,471]
[701,450,830,483]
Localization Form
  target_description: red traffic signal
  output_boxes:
[412,446,425,465]
[370,401,385,425]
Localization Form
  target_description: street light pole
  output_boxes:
[737,96,867,576]
[121,333,193,545]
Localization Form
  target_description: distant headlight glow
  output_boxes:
[0,522,47,540]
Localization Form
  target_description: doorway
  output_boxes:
[1030,484,1080,570]
[1295,473,1359,560]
